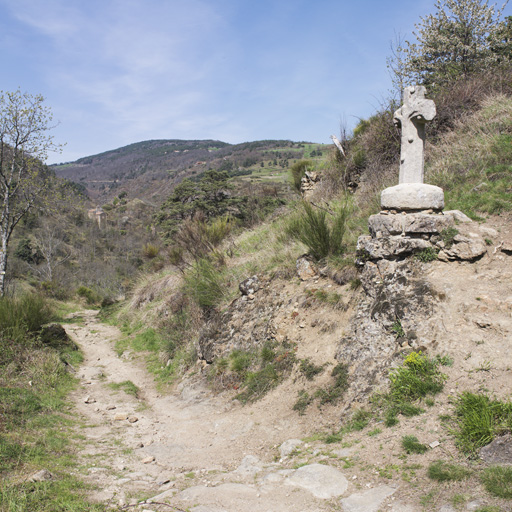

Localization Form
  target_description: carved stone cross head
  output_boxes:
[393,85,436,184]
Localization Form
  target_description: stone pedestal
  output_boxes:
[380,183,444,212]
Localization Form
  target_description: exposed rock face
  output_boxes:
[479,434,512,464]
[336,258,441,410]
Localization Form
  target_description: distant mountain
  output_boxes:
[52,139,328,204]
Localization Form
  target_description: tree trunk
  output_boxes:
[0,231,8,296]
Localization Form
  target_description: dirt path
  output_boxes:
[65,310,359,511]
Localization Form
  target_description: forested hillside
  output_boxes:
[52,139,329,203]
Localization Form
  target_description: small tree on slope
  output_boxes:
[0,90,60,296]
[396,0,509,89]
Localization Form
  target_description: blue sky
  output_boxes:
[1,0,509,164]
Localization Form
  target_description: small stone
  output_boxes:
[247,294,255,301]
[84,396,96,404]
[128,416,139,423]
[115,413,128,421]
[142,456,155,464]
[27,469,53,482]
[299,322,306,328]
[106,404,116,410]
[429,440,440,449]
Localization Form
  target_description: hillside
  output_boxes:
[52,139,330,203]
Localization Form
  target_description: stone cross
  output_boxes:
[393,85,436,184]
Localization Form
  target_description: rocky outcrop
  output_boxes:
[336,258,442,410]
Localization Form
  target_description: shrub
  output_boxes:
[287,200,350,260]
[76,285,100,305]
[183,258,226,309]
[416,247,438,262]
[142,243,160,259]
[289,160,314,192]
[293,390,313,415]
[315,363,350,406]
[0,293,54,344]
[402,435,428,454]
[344,408,372,432]
[234,342,297,404]
[428,460,471,481]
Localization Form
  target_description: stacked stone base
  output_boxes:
[358,209,487,262]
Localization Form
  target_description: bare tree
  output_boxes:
[0,90,61,295]
[30,222,71,282]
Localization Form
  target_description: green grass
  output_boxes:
[298,358,325,380]
[314,363,350,406]
[286,198,351,261]
[452,392,512,455]
[427,460,471,481]
[481,466,512,498]
[0,293,101,511]
[401,435,428,454]
[234,342,297,403]
[429,96,512,220]
[108,380,140,398]
[372,351,447,427]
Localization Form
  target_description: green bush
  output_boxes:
[298,358,325,380]
[372,351,446,425]
[314,363,350,405]
[287,200,350,260]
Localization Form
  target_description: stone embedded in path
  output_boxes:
[340,485,397,512]
[142,456,155,464]
[178,483,259,508]
[285,463,348,499]
[279,438,303,459]
[235,455,263,476]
